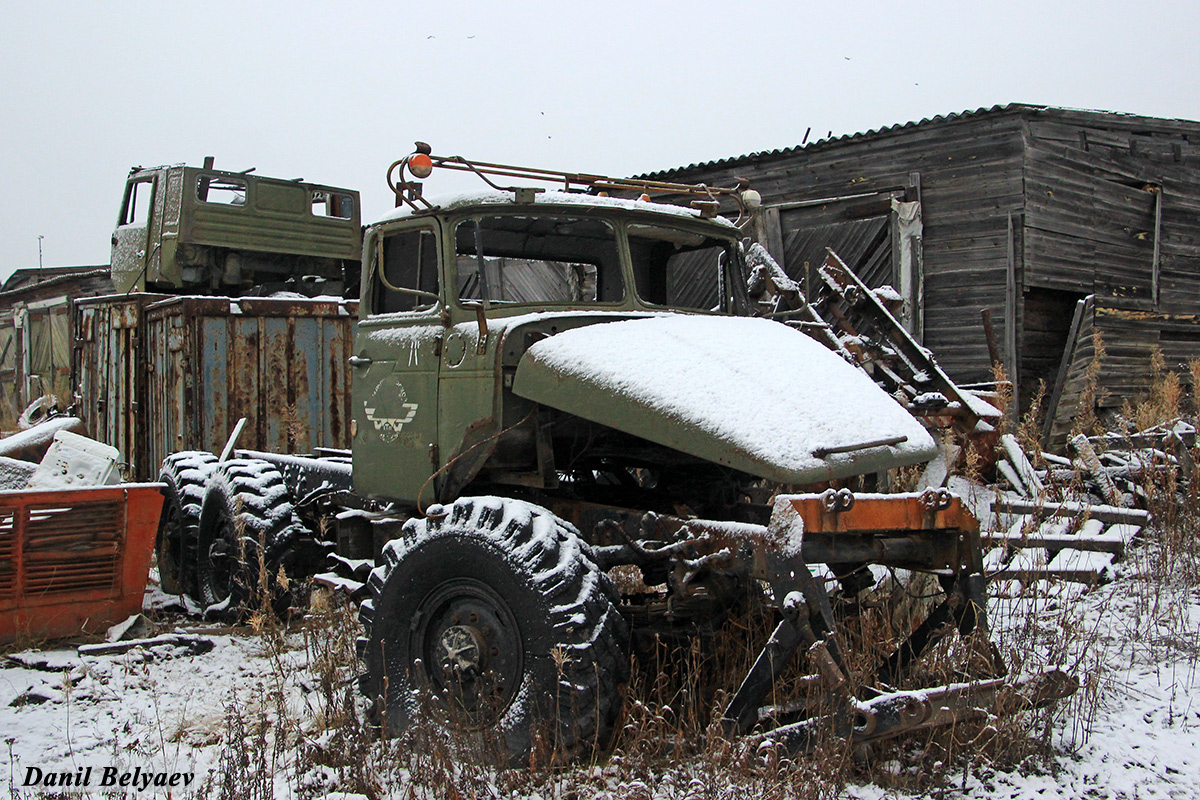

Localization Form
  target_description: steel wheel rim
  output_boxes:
[204,516,240,604]
[410,578,524,729]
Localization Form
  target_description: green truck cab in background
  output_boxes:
[112,158,361,296]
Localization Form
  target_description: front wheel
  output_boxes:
[359,497,629,765]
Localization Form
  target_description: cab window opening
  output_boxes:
[196,175,246,206]
[120,178,154,226]
[454,215,621,305]
[628,223,736,312]
[375,227,440,313]
[313,190,355,220]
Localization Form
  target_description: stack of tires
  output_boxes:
[156,453,302,616]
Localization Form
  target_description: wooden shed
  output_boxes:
[646,104,1200,446]
[0,266,113,429]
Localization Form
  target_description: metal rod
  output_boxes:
[219,418,248,463]
[420,154,743,202]
[813,435,907,459]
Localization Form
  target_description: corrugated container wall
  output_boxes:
[76,295,356,479]
[74,295,166,471]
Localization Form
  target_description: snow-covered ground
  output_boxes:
[0,622,300,795]
[983,582,1200,800]
[2,536,1198,798]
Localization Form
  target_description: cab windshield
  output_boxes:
[627,223,738,312]
[455,215,623,304]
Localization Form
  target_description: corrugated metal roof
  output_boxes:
[639,103,1200,178]
[0,267,110,298]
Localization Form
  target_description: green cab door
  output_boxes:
[111,172,159,292]
[351,221,443,506]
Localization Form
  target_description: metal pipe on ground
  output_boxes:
[0,417,84,463]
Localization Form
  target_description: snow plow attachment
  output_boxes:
[0,484,164,643]
[561,487,1079,754]
[754,667,1079,751]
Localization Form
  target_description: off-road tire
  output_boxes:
[196,458,302,616]
[359,496,629,766]
[156,451,219,597]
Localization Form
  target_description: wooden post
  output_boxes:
[1152,186,1163,308]
[751,206,785,268]
[1005,213,1020,419]
[981,308,1002,372]
[1041,297,1088,447]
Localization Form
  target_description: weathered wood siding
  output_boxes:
[1023,110,1200,419]
[652,106,1200,430]
[657,111,1027,387]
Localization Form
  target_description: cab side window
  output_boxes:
[376,227,440,313]
[628,224,734,312]
[119,178,154,226]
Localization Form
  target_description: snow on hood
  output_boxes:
[512,315,937,484]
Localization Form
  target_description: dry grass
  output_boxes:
[14,370,1200,798]
[1071,332,1108,440]
[192,574,1087,800]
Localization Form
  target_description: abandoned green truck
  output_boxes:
[152,148,1074,764]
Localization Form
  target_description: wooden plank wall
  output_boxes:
[781,215,890,295]
[658,111,1028,386]
[1024,111,1200,420]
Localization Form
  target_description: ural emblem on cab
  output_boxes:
[363,402,419,437]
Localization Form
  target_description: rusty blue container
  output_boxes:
[75,294,356,479]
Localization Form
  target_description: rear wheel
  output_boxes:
[196,458,302,615]
[156,451,219,597]
[359,497,629,765]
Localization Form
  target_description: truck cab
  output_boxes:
[153,150,1054,768]
[111,159,362,296]
[349,155,935,518]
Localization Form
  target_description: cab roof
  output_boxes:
[373,189,738,228]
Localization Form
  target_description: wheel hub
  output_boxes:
[439,624,484,675]
[414,579,523,728]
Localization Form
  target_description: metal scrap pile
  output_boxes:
[764,246,1172,598]
[0,416,164,644]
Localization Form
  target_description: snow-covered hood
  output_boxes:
[511,315,937,484]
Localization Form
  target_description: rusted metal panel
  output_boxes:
[778,490,982,573]
[0,270,114,429]
[785,490,977,535]
[0,483,163,643]
[141,296,357,479]
[73,294,168,475]
[74,294,356,480]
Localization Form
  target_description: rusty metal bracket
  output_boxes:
[387,143,755,224]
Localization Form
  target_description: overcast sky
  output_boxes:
[2,0,1198,281]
